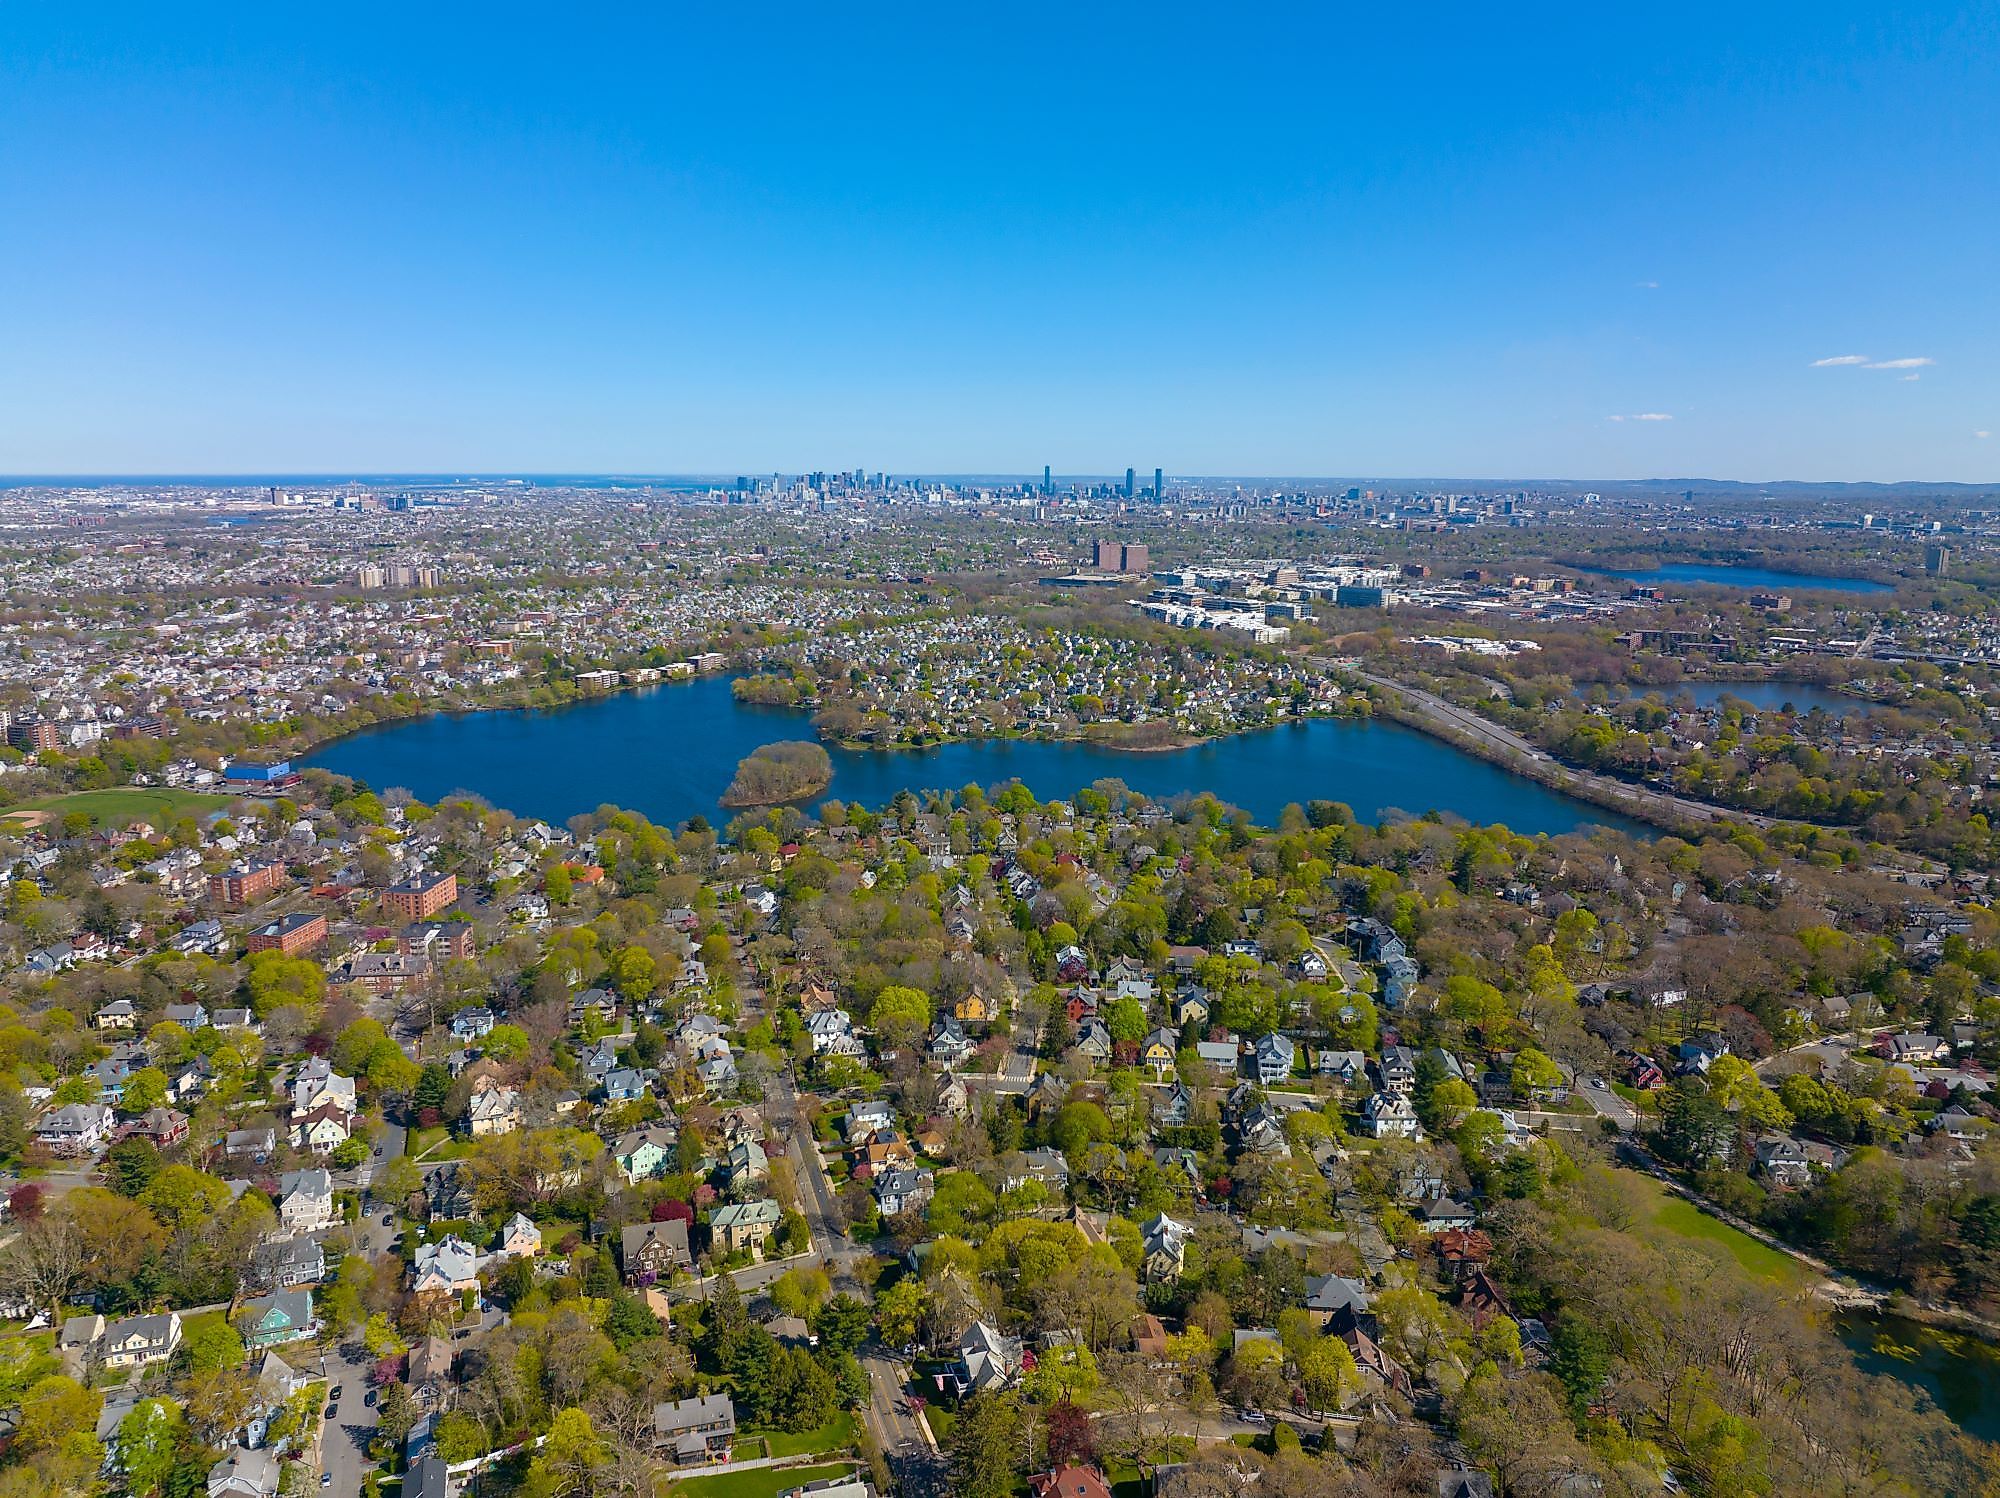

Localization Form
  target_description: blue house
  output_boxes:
[238,1289,316,1349]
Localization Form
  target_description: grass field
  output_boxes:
[747,1414,855,1460]
[667,1461,856,1498]
[1,786,232,829]
[1626,1170,1806,1285]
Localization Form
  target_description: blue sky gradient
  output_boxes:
[1,5,1995,479]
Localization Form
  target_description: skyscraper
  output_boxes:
[1153,467,1163,497]
[1124,467,1135,498]
[1043,465,1052,496]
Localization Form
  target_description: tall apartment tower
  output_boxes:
[1925,544,1952,576]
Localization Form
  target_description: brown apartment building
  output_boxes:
[246,911,328,957]
[385,870,458,922]
[210,860,285,905]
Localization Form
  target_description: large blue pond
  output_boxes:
[302,676,1648,837]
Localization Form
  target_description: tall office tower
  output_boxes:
[1043,465,1052,495]
[1124,467,1135,498]
[1153,467,1163,497]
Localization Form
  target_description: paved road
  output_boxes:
[313,1341,382,1497]
[1576,1076,1638,1131]
[769,1071,942,1498]
[1350,668,1776,831]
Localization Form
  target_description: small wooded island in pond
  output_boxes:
[719,739,834,807]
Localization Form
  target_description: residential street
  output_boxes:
[312,1340,382,1498]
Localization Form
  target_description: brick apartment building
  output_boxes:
[385,870,458,922]
[210,860,285,905]
[246,911,328,957]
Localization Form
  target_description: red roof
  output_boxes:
[1030,1468,1113,1498]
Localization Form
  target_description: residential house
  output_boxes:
[956,1321,1024,1393]
[1379,1045,1417,1095]
[875,1167,935,1218]
[409,1334,456,1410]
[1072,1017,1114,1066]
[278,1167,335,1234]
[412,1236,483,1298]
[604,1067,655,1104]
[99,1310,183,1370]
[1253,1032,1296,1084]
[450,1006,497,1042]
[466,1082,523,1137]
[131,1108,190,1147]
[207,1448,282,1498]
[249,1236,325,1292]
[651,1392,737,1465]
[1139,1213,1193,1282]
[1304,1274,1371,1328]
[236,1290,316,1350]
[711,1198,783,1257]
[163,1001,210,1031]
[1141,1028,1179,1080]
[1362,1092,1422,1140]
[725,1139,771,1193]
[611,1126,679,1185]
[225,1126,278,1163]
[622,1220,693,1283]
[500,1213,542,1259]
[1031,1468,1113,1498]
[1316,1049,1368,1086]
[35,1102,113,1156]
[929,1016,974,1066]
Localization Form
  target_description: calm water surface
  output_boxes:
[1623,680,1859,715]
[303,676,1647,837]
[1838,1311,2000,1442]
[1576,562,1893,594]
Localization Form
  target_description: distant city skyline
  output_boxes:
[0,6,1995,480]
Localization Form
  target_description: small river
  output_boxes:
[1574,562,1893,594]
[302,676,1649,837]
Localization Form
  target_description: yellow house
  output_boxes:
[954,992,992,1024]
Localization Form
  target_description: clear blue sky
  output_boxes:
[2,5,1996,481]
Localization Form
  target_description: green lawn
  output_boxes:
[1626,1170,1806,1285]
[406,1126,470,1160]
[667,1461,856,1498]
[755,1413,855,1459]
[1,786,232,829]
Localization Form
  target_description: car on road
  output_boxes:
[364,1390,377,1407]
[1238,1408,1267,1425]
[382,1214,394,1226]
[321,1475,333,1487]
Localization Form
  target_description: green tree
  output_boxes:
[119,1067,169,1116]
[113,1397,184,1497]
[183,1316,244,1376]
[949,1391,1023,1498]
[869,985,933,1046]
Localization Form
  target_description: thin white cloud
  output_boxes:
[1865,357,1933,369]
[1978,430,1992,440]
[1636,280,1659,289]
[1608,413,1673,422]
[1900,373,1921,382]
[1811,355,1870,366]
